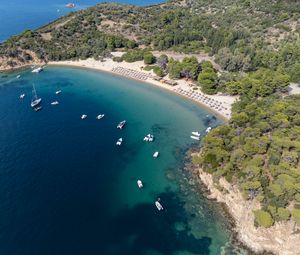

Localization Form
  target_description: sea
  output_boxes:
[0,67,244,255]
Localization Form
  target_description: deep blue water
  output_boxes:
[0,0,163,42]
[0,67,239,255]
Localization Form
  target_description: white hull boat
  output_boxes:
[31,83,42,107]
[20,94,25,99]
[16,75,21,79]
[191,131,200,137]
[96,114,105,119]
[206,127,212,133]
[137,180,143,188]
[190,135,200,141]
[34,106,42,112]
[155,200,163,211]
[32,67,43,73]
[55,90,62,95]
[116,138,123,146]
[117,120,126,129]
[153,151,159,158]
[51,101,59,105]
[144,134,154,142]
[81,114,87,119]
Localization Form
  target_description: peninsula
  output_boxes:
[1,0,300,254]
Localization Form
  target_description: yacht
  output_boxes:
[51,101,59,105]
[66,3,75,8]
[96,114,105,120]
[143,134,154,142]
[81,114,87,119]
[206,127,212,133]
[34,106,42,112]
[19,94,25,99]
[55,90,62,95]
[155,199,163,211]
[137,180,143,188]
[153,151,159,158]
[190,135,200,141]
[116,138,123,146]
[117,120,126,129]
[191,131,200,137]
[32,67,43,73]
[31,83,42,108]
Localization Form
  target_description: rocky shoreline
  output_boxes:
[189,151,300,255]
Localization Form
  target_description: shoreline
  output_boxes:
[47,57,237,121]
[190,153,300,255]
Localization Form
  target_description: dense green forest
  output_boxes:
[1,0,300,81]
[1,0,300,228]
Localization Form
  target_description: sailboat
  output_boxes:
[31,83,42,108]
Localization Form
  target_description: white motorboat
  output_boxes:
[81,114,87,119]
[206,127,212,133]
[34,106,42,112]
[55,90,62,95]
[143,134,154,142]
[190,135,200,141]
[137,180,143,188]
[153,151,159,158]
[116,138,123,146]
[191,131,200,137]
[117,120,126,129]
[155,200,163,211]
[51,101,59,105]
[31,83,42,107]
[96,114,105,120]
[19,94,25,99]
[32,67,43,73]
[16,75,21,79]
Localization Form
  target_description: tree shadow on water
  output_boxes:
[106,191,211,255]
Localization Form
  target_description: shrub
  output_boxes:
[254,210,274,227]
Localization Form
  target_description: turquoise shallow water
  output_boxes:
[0,67,239,255]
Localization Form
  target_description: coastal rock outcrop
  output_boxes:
[197,168,300,255]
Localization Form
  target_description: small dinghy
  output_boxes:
[153,151,159,158]
[81,114,87,120]
[191,131,200,137]
[206,127,212,133]
[96,114,105,120]
[55,90,62,95]
[51,101,59,105]
[116,138,123,146]
[155,199,163,211]
[32,67,43,73]
[137,180,143,188]
[19,94,25,99]
[16,75,21,79]
[190,135,200,141]
[34,106,42,112]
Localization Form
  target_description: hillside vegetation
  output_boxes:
[1,0,300,228]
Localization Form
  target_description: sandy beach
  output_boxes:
[48,54,238,120]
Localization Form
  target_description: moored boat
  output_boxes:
[55,90,62,95]
[155,199,163,211]
[96,114,105,119]
[143,134,154,142]
[137,180,143,188]
[117,120,126,129]
[191,131,200,137]
[32,67,43,73]
[31,83,42,108]
[153,151,159,158]
[16,75,21,79]
[81,114,87,119]
[116,138,123,146]
[19,94,25,99]
[51,101,59,105]
[34,106,42,112]
[190,135,200,141]
[206,127,212,133]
